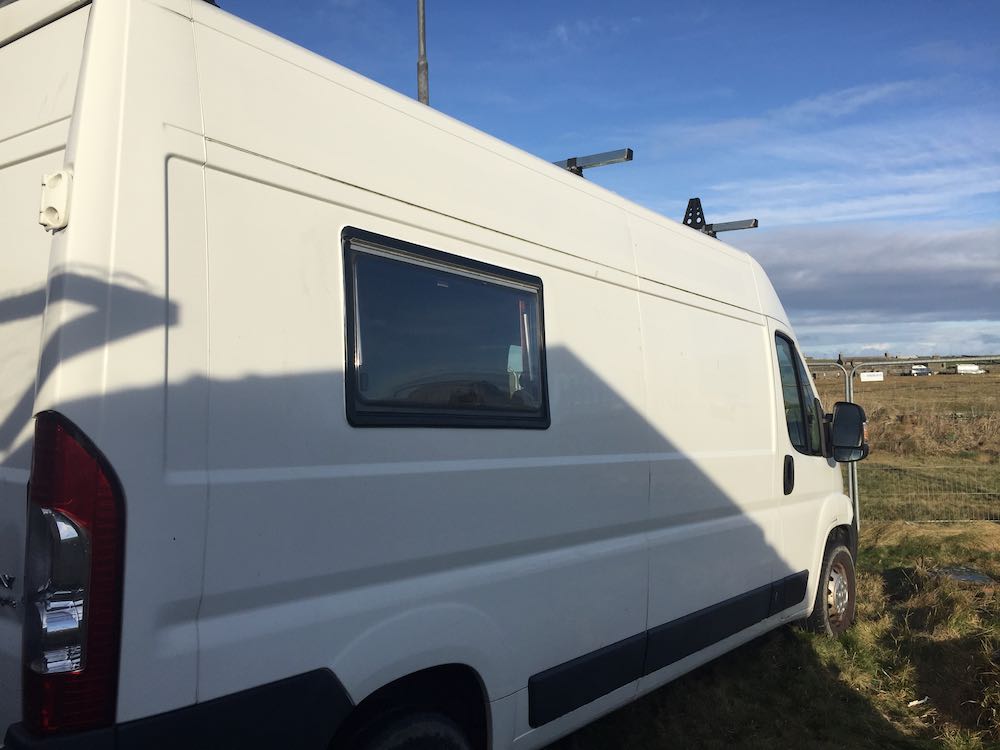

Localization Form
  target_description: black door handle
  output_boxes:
[783,454,795,495]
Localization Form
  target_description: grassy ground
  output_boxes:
[812,373,1000,521]
[860,460,1000,521]
[548,522,1000,750]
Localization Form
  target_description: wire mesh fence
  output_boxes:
[810,359,1000,522]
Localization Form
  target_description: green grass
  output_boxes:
[547,522,1000,749]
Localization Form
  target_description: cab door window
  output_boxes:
[775,334,822,456]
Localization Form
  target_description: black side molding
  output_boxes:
[5,669,353,750]
[528,632,646,728]
[646,570,810,675]
[772,570,809,616]
[644,582,772,675]
[527,571,811,727]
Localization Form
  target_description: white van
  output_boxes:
[0,1,870,748]
[956,364,986,375]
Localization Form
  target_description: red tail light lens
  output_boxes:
[23,411,125,734]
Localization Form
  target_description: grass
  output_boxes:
[859,460,1000,522]
[813,373,1000,462]
[813,373,1000,522]
[548,522,1000,750]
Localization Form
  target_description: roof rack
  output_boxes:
[553,148,633,177]
[682,197,758,239]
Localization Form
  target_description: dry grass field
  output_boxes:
[814,372,1000,521]
[549,522,1000,750]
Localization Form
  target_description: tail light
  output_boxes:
[22,411,125,734]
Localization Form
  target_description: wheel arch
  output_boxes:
[804,493,856,617]
[331,663,490,750]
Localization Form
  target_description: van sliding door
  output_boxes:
[640,298,781,684]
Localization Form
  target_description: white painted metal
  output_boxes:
[37,169,72,231]
[859,371,885,382]
[956,363,986,375]
[0,3,90,734]
[0,1,857,747]
[767,321,853,625]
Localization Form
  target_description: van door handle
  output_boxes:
[783,455,795,495]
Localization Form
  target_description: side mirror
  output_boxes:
[828,401,869,462]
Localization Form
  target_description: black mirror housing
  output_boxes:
[829,401,869,463]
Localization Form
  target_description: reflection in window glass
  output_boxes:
[795,354,823,453]
[776,335,807,451]
[346,236,548,428]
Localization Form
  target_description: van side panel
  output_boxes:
[631,215,761,313]
[0,6,88,142]
[189,8,635,276]
[639,287,781,612]
[27,0,209,725]
[195,150,652,723]
[0,5,90,734]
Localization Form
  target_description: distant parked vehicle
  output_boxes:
[956,364,986,375]
[910,364,932,376]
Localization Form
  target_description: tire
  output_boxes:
[352,712,472,750]
[806,543,856,637]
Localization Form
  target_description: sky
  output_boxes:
[225,0,999,358]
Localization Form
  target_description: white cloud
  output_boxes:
[904,40,1000,70]
[609,77,1000,228]
[776,81,924,123]
[729,222,1000,357]
[636,106,1000,227]
[793,320,1000,359]
[548,16,642,50]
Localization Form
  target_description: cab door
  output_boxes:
[769,324,843,603]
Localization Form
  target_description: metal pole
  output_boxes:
[417,0,429,105]
[845,365,858,531]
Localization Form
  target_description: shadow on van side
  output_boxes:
[2,272,863,748]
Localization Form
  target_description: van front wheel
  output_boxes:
[352,712,473,750]
[807,543,856,637]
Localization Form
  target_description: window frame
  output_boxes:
[775,333,823,457]
[342,226,551,429]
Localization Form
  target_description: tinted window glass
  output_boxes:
[345,230,548,428]
[795,354,823,453]
[776,335,807,450]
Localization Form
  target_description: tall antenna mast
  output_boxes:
[417,0,429,105]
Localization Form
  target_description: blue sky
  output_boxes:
[227,0,999,358]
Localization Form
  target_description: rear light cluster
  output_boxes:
[23,412,125,734]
